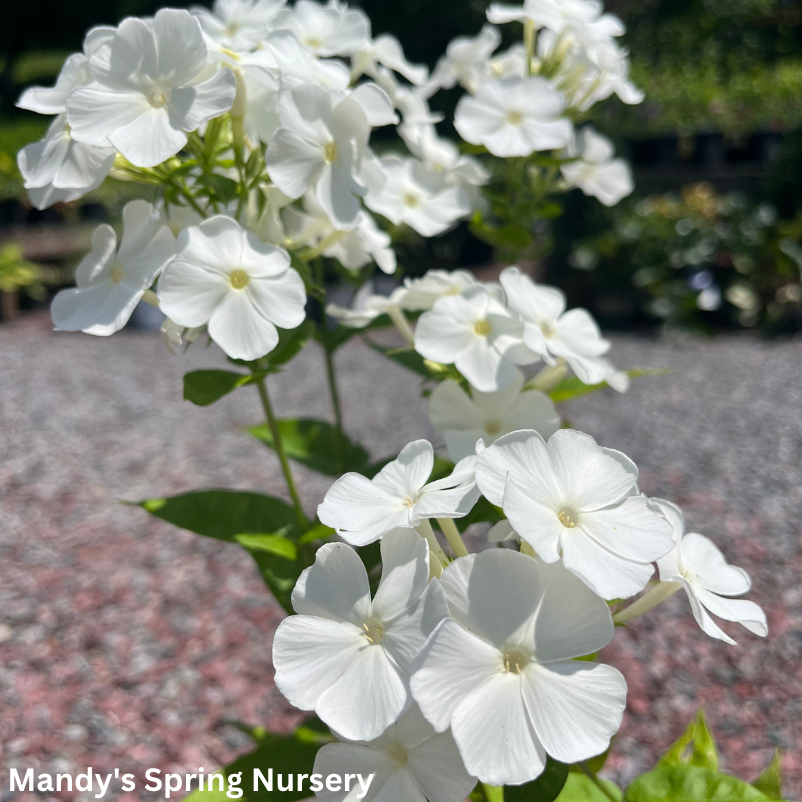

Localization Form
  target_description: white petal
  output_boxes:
[410,618,501,732]
[51,282,143,336]
[317,644,409,741]
[522,661,626,763]
[169,68,236,131]
[373,440,434,499]
[317,162,364,231]
[372,528,430,622]
[561,527,654,599]
[266,128,325,199]
[675,577,736,645]
[680,533,752,596]
[247,269,307,330]
[548,429,637,510]
[67,86,150,148]
[110,108,187,168]
[313,742,397,802]
[157,258,230,327]
[428,380,484,435]
[207,287,280,360]
[452,672,546,786]
[272,615,365,710]
[291,542,372,624]
[502,475,565,562]
[456,336,519,393]
[408,727,476,802]
[152,8,207,85]
[695,588,768,638]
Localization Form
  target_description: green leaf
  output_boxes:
[470,219,533,251]
[571,748,612,774]
[268,320,316,367]
[136,490,311,613]
[556,773,622,801]
[184,728,327,801]
[548,369,671,403]
[506,758,570,802]
[658,710,718,771]
[364,338,431,377]
[752,751,783,800]
[201,173,239,203]
[624,766,775,802]
[183,370,254,406]
[249,418,371,476]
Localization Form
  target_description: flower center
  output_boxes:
[484,419,502,436]
[502,647,529,674]
[402,193,420,208]
[324,142,338,163]
[541,322,554,338]
[362,618,385,645]
[506,110,524,126]
[229,269,250,290]
[149,89,168,109]
[306,36,322,49]
[558,510,577,528]
[474,319,491,336]
[110,264,124,284]
[386,742,408,767]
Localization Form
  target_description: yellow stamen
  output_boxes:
[502,648,529,674]
[229,269,250,290]
[474,319,491,336]
[558,510,576,528]
[324,142,338,163]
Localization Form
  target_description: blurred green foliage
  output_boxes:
[570,183,802,331]
[0,243,43,297]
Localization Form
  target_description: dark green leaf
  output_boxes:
[183,370,254,406]
[201,173,239,203]
[658,710,718,771]
[250,418,371,476]
[506,758,569,802]
[364,338,431,377]
[470,220,533,250]
[752,751,783,800]
[624,766,774,802]
[556,774,622,801]
[268,320,316,367]
[183,728,327,801]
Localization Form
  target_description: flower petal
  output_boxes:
[695,587,768,638]
[372,528,431,622]
[680,533,752,596]
[207,288,280,360]
[373,440,434,499]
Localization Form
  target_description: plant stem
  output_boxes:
[613,581,681,625]
[254,369,308,530]
[579,762,618,802]
[437,518,469,558]
[324,346,345,435]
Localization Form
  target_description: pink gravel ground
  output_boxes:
[1,312,800,800]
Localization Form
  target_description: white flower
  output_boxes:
[424,25,501,97]
[192,0,286,51]
[500,266,619,386]
[414,284,537,393]
[157,215,305,361]
[266,83,369,231]
[654,500,768,645]
[274,0,370,57]
[17,114,115,210]
[261,29,351,91]
[283,194,396,274]
[401,269,477,311]
[318,440,480,547]
[365,155,471,238]
[326,282,410,330]
[313,703,475,802]
[410,549,627,785]
[161,317,205,355]
[487,0,602,34]
[351,34,429,87]
[454,76,573,158]
[561,128,633,207]
[475,429,674,599]
[429,373,560,462]
[17,53,90,115]
[51,201,174,336]
[272,529,449,741]
[67,9,236,168]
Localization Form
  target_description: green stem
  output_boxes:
[175,181,207,218]
[324,346,345,436]
[254,368,308,530]
[613,582,680,625]
[579,762,618,802]
[437,518,469,558]
[415,520,448,577]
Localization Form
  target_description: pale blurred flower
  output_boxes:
[561,127,633,207]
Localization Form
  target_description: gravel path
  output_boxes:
[1,311,800,800]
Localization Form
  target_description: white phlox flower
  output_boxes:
[365,155,472,238]
[454,76,573,158]
[475,428,675,599]
[161,317,206,355]
[67,9,236,168]
[325,282,411,331]
[414,284,538,393]
[272,529,449,741]
[429,372,560,462]
[283,193,396,273]
[192,0,287,51]
[410,549,627,785]
[51,200,175,335]
[318,439,480,547]
[499,266,623,387]
[17,114,116,210]
[561,127,633,207]
[654,499,768,645]
[401,269,478,312]
[313,703,475,802]
[17,53,91,115]
[351,34,429,87]
[157,215,306,361]
[273,0,371,57]
[424,25,501,97]
[266,82,370,230]
[259,29,352,92]
[487,0,603,34]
